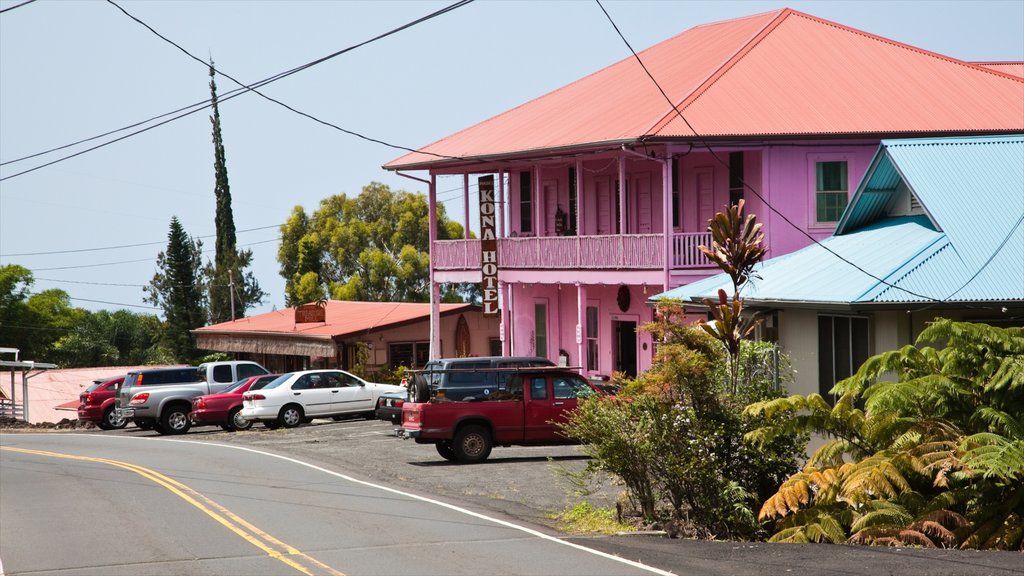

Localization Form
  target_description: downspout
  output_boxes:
[398,171,441,360]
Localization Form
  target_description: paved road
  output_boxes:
[1,433,668,576]
[3,420,1022,576]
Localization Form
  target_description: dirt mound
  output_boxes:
[0,417,97,430]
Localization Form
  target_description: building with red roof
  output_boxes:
[193,301,498,377]
[383,8,1023,380]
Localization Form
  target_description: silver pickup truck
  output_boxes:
[116,361,268,435]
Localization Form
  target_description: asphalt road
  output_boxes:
[2,419,1022,576]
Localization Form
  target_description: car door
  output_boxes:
[549,374,594,431]
[329,371,372,415]
[523,375,556,441]
[290,373,334,417]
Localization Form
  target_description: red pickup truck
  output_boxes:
[398,368,599,463]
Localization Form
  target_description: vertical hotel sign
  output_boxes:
[479,175,499,316]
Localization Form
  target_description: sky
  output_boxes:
[1,0,1022,319]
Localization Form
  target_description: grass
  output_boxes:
[551,502,636,534]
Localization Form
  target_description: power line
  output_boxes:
[593,0,997,308]
[26,236,281,271]
[0,0,36,14]
[0,0,475,181]
[0,224,281,257]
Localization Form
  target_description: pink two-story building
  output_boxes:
[384,8,1024,379]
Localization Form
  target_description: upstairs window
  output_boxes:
[520,171,533,233]
[816,161,848,223]
[567,167,578,236]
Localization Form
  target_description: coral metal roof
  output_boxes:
[653,135,1024,307]
[974,62,1024,78]
[386,9,1024,170]
[193,301,478,339]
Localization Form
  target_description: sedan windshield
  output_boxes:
[262,373,293,390]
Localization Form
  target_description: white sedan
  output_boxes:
[241,369,405,428]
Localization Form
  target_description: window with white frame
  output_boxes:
[817,315,869,403]
[534,301,548,358]
[520,171,533,233]
[815,160,849,223]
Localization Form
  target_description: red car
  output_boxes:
[78,376,127,430]
[191,373,281,431]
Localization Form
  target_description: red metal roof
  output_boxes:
[385,8,1024,170]
[974,62,1024,78]
[193,300,478,339]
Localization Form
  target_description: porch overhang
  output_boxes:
[194,331,337,357]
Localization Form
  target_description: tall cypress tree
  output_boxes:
[144,217,207,361]
[206,62,265,323]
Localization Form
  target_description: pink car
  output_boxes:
[190,373,281,431]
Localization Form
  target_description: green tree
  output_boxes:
[49,310,172,367]
[748,319,1024,550]
[205,63,264,322]
[562,301,804,540]
[0,264,80,361]
[144,217,208,361]
[278,182,466,304]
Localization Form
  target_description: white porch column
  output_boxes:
[498,170,506,239]
[576,283,586,372]
[429,174,441,359]
[662,156,672,292]
[463,173,470,239]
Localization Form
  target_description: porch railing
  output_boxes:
[432,232,713,271]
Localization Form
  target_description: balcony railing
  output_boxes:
[432,232,713,271]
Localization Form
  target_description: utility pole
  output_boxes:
[229,269,236,321]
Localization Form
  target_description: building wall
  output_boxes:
[359,312,500,370]
[506,282,654,378]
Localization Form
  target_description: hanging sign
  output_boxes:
[479,175,499,317]
[295,300,326,323]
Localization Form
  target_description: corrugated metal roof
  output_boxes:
[386,9,1024,170]
[193,301,477,339]
[974,62,1024,78]
[654,135,1024,306]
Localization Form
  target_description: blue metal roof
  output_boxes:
[655,135,1024,306]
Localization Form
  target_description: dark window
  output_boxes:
[729,151,744,205]
[586,306,599,371]
[293,375,313,390]
[535,302,548,358]
[520,171,533,233]
[818,315,870,402]
[530,377,548,400]
[489,338,502,356]
[336,372,361,387]
[237,363,267,380]
[390,342,429,370]
[816,161,849,222]
[568,167,578,236]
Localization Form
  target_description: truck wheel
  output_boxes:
[229,407,252,431]
[135,418,155,431]
[408,374,429,403]
[101,406,127,430]
[435,442,458,462]
[159,405,192,435]
[278,405,304,428]
[453,425,492,463]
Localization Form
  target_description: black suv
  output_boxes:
[407,356,555,402]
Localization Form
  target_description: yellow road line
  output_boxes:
[1,446,345,576]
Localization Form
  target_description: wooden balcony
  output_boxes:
[432,233,713,271]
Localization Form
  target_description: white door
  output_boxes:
[330,371,373,415]
[290,373,336,417]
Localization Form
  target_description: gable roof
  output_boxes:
[653,135,1024,307]
[193,300,479,339]
[974,62,1024,78]
[385,9,1024,170]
